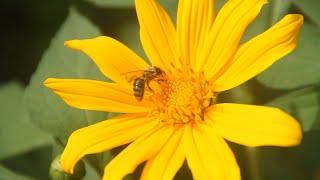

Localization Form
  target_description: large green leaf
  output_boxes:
[116,14,146,59]
[2,146,52,179]
[0,82,52,160]
[84,0,177,10]
[24,7,108,141]
[241,0,270,42]
[159,0,178,21]
[83,161,100,180]
[257,22,320,90]
[218,82,255,104]
[266,86,320,131]
[0,165,33,180]
[293,0,320,27]
[269,0,292,25]
[84,0,134,8]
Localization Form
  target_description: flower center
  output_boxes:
[149,74,214,125]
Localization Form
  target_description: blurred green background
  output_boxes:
[1,0,320,179]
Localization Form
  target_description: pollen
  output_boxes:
[150,74,215,125]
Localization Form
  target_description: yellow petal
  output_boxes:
[141,126,185,180]
[184,124,240,179]
[136,0,179,74]
[103,125,174,180]
[60,113,159,174]
[65,36,149,85]
[205,103,303,147]
[214,14,304,91]
[195,0,267,78]
[44,78,152,113]
[177,0,215,69]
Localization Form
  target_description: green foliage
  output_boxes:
[218,83,255,104]
[269,0,292,24]
[267,86,320,131]
[293,0,320,27]
[24,7,108,142]
[0,82,52,160]
[50,155,86,180]
[82,161,101,180]
[257,22,320,90]
[84,0,178,20]
[0,165,33,180]
[1,146,52,179]
[253,0,320,133]
[85,0,134,7]
[159,0,178,21]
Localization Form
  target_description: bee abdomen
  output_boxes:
[133,78,145,101]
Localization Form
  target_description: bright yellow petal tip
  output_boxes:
[214,13,303,91]
[60,113,159,174]
[43,78,53,87]
[206,104,303,147]
[64,39,80,50]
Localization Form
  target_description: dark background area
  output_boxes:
[0,0,69,84]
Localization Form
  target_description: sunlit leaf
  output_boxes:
[24,7,108,141]
[257,22,320,90]
[0,82,52,160]
[266,86,320,131]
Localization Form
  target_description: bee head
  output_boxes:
[153,66,163,75]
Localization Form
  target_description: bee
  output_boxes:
[122,66,165,101]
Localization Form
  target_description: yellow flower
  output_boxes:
[44,0,303,179]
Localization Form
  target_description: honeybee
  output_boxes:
[122,66,165,101]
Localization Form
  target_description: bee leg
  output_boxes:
[156,78,167,85]
[157,79,166,82]
[146,82,154,92]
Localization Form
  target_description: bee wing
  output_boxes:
[120,70,144,83]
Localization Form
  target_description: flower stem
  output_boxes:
[245,147,262,180]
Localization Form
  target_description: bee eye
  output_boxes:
[155,67,160,73]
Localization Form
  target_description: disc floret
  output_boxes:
[150,73,214,125]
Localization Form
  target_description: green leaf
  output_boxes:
[0,82,52,160]
[50,154,86,180]
[86,152,113,177]
[84,0,177,11]
[159,0,178,21]
[0,165,33,180]
[218,83,255,104]
[241,1,270,42]
[293,0,320,27]
[24,7,108,141]
[84,0,134,8]
[269,0,292,25]
[83,161,100,180]
[266,86,320,131]
[257,22,320,90]
[2,146,52,179]
[116,15,146,59]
